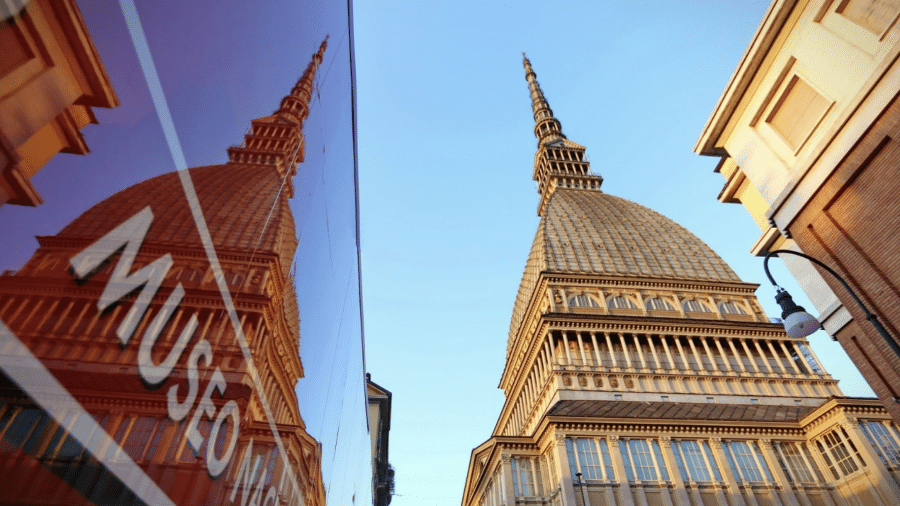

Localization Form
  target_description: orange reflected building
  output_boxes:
[0,39,327,506]
[0,0,118,207]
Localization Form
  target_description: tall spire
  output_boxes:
[227,36,329,196]
[523,54,602,216]
[523,53,565,147]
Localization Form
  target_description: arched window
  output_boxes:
[645,297,675,311]
[719,302,747,315]
[608,296,637,310]
[683,299,711,313]
[568,294,599,308]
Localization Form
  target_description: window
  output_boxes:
[775,442,817,483]
[722,441,773,483]
[683,300,710,313]
[860,421,900,468]
[511,456,543,497]
[1,408,47,453]
[661,396,669,402]
[718,302,747,315]
[566,438,613,481]
[608,296,637,310]
[619,439,668,482]
[645,297,674,311]
[568,294,599,308]
[614,394,623,401]
[121,416,166,461]
[671,440,722,482]
[706,397,715,403]
[817,428,864,478]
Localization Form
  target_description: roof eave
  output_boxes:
[694,0,799,156]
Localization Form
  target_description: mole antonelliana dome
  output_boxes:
[537,189,738,282]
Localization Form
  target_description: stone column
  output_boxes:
[605,333,619,369]
[727,339,748,374]
[709,438,747,506]
[634,335,649,370]
[647,335,663,370]
[758,439,798,506]
[687,337,705,373]
[660,335,677,372]
[766,341,790,374]
[673,336,690,371]
[501,454,519,506]
[739,339,762,375]
[621,334,634,370]
[842,418,900,503]
[548,333,558,366]
[590,332,603,367]
[778,341,801,374]
[551,435,579,506]
[576,332,588,366]
[713,338,734,373]
[752,340,774,374]
[607,436,636,506]
[701,337,721,374]
[658,437,691,506]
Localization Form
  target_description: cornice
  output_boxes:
[542,273,760,293]
[799,397,888,433]
[536,314,793,338]
[546,419,806,438]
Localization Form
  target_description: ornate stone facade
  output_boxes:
[461,55,900,506]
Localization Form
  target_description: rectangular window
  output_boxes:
[619,439,668,482]
[671,440,722,483]
[566,438,613,481]
[677,440,711,481]
[861,421,900,467]
[820,430,860,477]
[778,442,816,483]
[511,456,542,497]
[723,441,772,483]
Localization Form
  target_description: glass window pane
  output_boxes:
[628,440,657,481]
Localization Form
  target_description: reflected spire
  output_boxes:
[227,36,328,196]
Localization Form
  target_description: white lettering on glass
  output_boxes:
[69,206,244,481]
[70,206,172,346]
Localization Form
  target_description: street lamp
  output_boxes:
[763,249,900,361]
[574,472,588,506]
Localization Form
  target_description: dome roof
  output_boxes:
[508,188,740,346]
[58,164,297,276]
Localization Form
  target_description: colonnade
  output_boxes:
[543,330,825,378]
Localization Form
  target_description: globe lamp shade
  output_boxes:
[775,289,819,338]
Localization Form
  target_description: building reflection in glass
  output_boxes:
[0,1,368,505]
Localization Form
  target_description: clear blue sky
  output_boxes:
[353,2,875,506]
